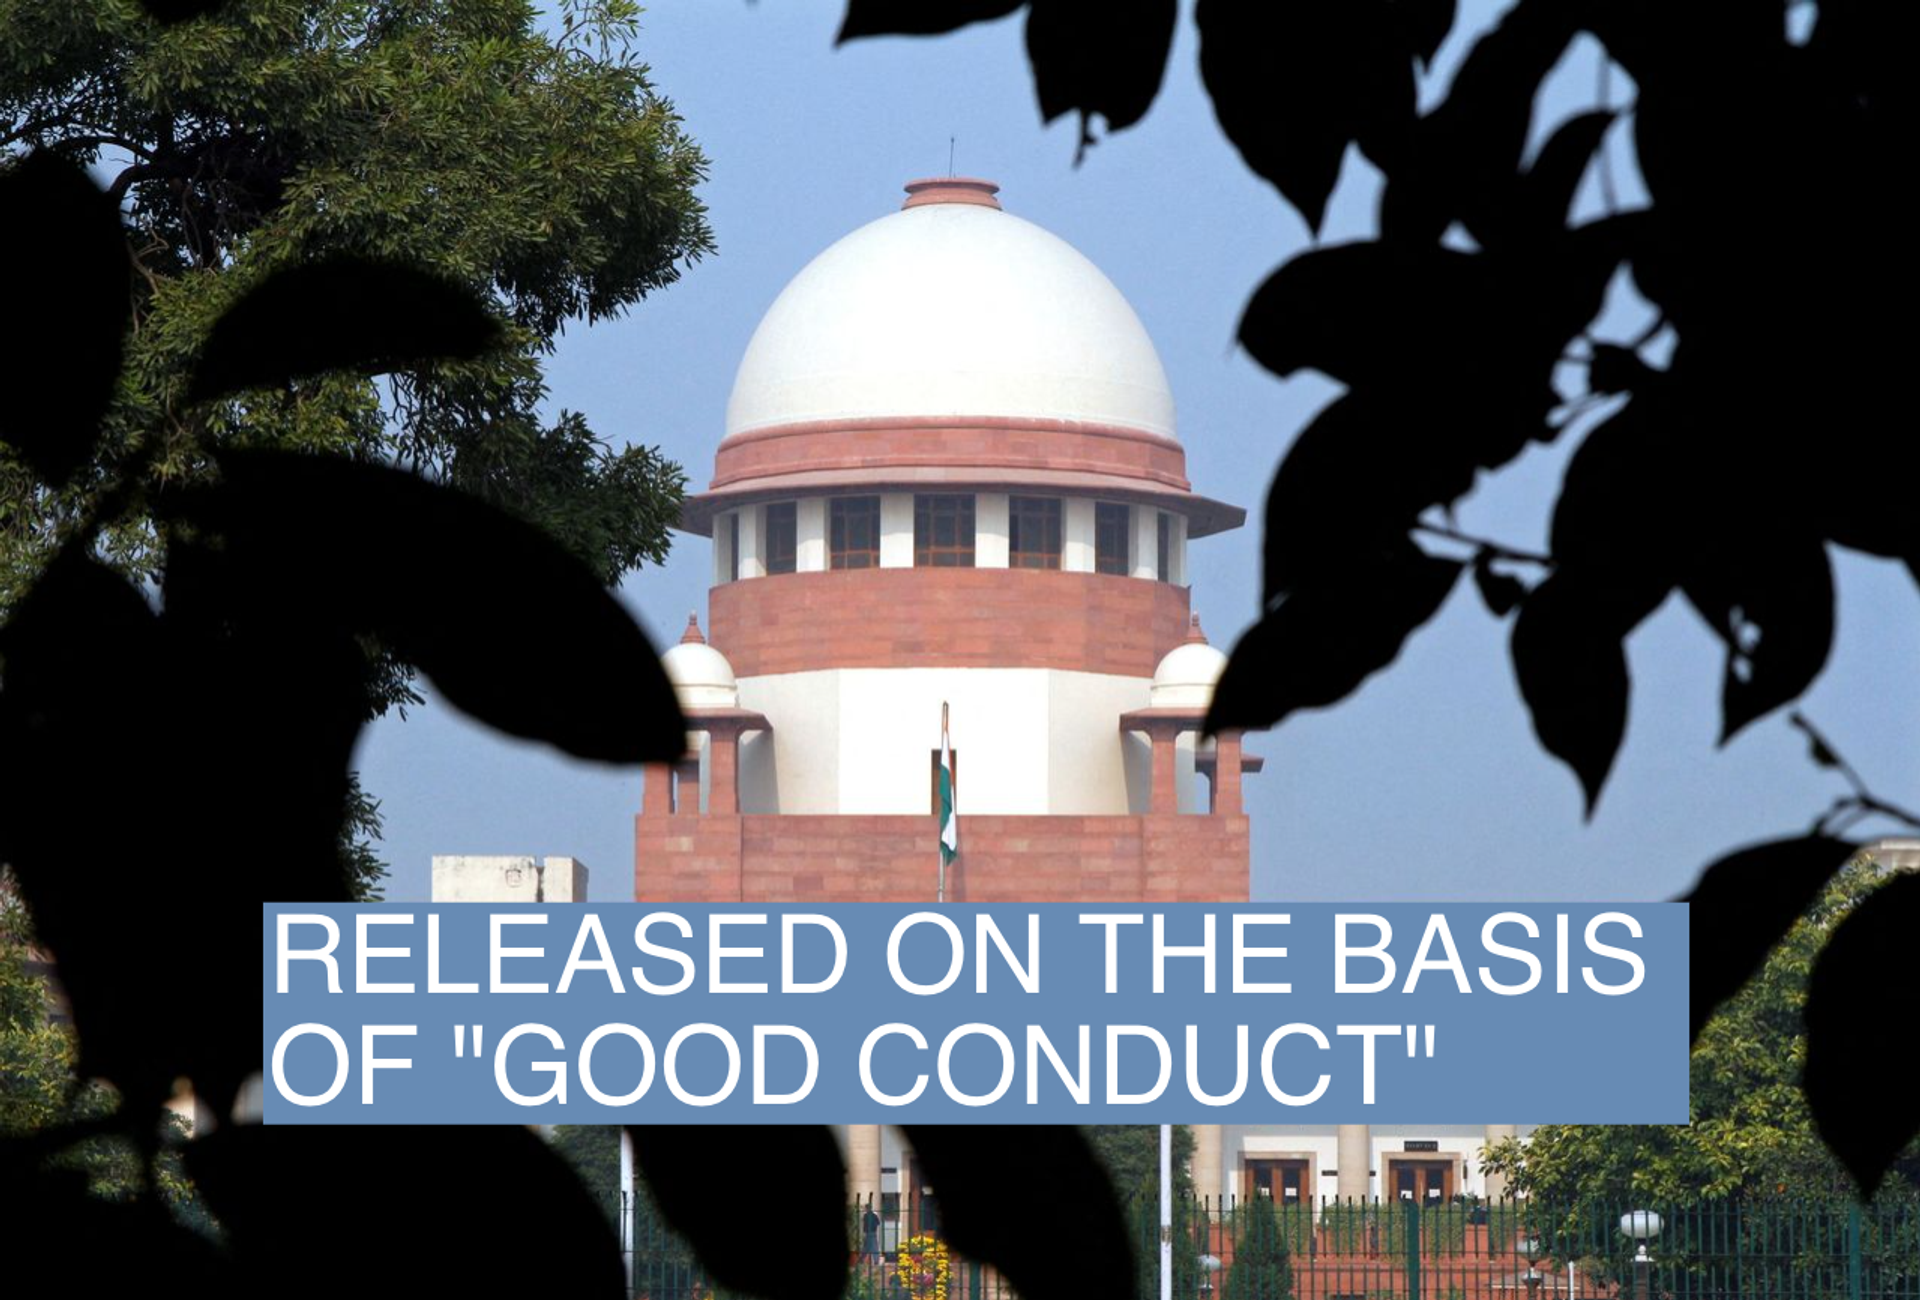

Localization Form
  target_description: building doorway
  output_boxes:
[1390,1159,1453,1203]
[1245,1157,1312,1206]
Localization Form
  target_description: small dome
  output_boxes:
[724,178,1176,441]
[661,614,738,709]
[1149,615,1227,709]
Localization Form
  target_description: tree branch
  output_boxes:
[1791,711,1920,835]
[1414,520,1555,568]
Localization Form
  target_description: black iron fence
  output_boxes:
[598,1191,1920,1300]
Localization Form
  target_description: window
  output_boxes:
[1156,511,1171,583]
[1094,502,1130,575]
[764,501,797,575]
[914,494,975,567]
[830,496,881,569]
[728,512,740,583]
[1007,496,1062,569]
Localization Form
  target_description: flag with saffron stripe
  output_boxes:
[938,703,958,874]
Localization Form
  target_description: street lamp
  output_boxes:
[1620,1210,1663,1300]
[1198,1254,1222,1298]
[1520,1235,1542,1297]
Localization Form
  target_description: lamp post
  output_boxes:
[1521,1235,1542,1297]
[1198,1253,1222,1298]
[1620,1210,1663,1300]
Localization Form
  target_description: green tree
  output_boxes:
[1483,853,1920,1207]
[2,0,713,894]
[1088,1124,1196,1200]
[1222,1199,1296,1300]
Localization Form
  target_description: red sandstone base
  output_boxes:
[634,813,1250,903]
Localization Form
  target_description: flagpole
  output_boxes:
[938,701,950,904]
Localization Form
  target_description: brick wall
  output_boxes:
[635,812,1248,903]
[709,567,1190,677]
[711,415,1191,492]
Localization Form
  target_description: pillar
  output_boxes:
[797,497,828,572]
[976,493,1010,567]
[1337,1124,1371,1202]
[641,761,673,817]
[707,729,739,815]
[1131,505,1159,580]
[1213,730,1243,816]
[1149,725,1179,814]
[736,503,765,579]
[1193,1124,1224,1207]
[847,1124,883,1208]
[879,493,913,567]
[1062,497,1096,572]
[1481,1123,1519,1201]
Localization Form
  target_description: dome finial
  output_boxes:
[902,177,1001,210]
[681,612,706,645]
[1185,613,1208,645]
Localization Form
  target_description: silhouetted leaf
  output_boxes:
[838,0,1023,41]
[1239,242,1481,386]
[1397,0,1456,65]
[1026,0,1176,149]
[1380,1,1580,245]
[188,256,500,402]
[188,1126,624,1299]
[1587,343,1652,395]
[1682,533,1834,744]
[1805,873,1920,1197]
[1510,568,1631,816]
[1472,552,1528,617]
[903,1126,1131,1300]
[1198,2,1416,230]
[1261,392,1477,599]
[629,1126,847,1300]
[1240,237,1608,480]
[1212,540,1461,731]
[0,1151,233,1295]
[0,151,131,487]
[0,546,188,1109]
[1679,834,1859,1041]
[1548,395,1687,629]
[169,449,684,763]
[1515,110,1614,237]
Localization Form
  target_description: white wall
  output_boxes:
[737,671,843,813]
[430,856,587,902]
[735,667,1158,814]
[1046,670,1161,813]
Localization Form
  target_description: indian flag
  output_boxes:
[938,703,958,869]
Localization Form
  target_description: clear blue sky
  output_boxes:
[355,0,1919,905]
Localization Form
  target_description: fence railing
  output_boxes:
[1130,1195,1920,1300]
[597,1190,1920,1300]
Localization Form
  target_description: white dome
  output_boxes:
[662,640,738,709]
[1150,640,1228,709]
[724,181,1176,441]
